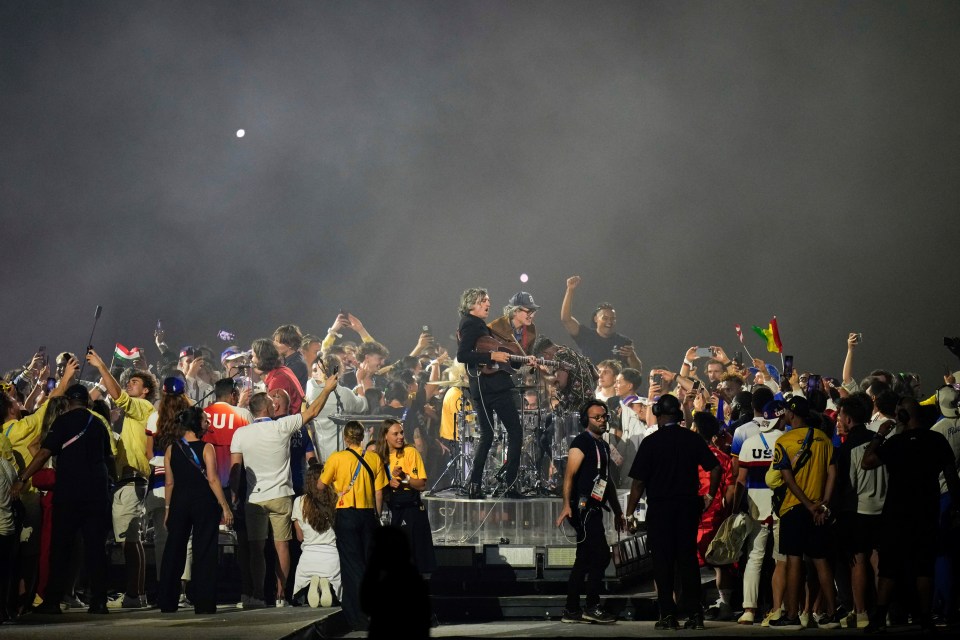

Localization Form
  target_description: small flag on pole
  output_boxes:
[734,324,756,362]
[751,318,783,354]
[114,343,141,361]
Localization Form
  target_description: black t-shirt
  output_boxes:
[571,327,632,367]
[284,351,309,390]
[42,407,113,504]
[629,423,718,503]
[569,430,610,506]
[877,428,954,528]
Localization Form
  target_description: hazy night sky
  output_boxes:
[3,1,959,389]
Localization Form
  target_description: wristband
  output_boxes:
[683,359,693,367]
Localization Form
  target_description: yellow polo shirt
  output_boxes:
[321,445,387,509]
[114,390,154,478]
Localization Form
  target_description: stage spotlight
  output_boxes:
[520,273,528,283]
[236,129,245,138]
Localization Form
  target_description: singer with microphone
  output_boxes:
[456,288,535,500]
[554,399,624,624]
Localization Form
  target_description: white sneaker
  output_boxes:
[307,576,321,608]
[705,600,733,621]
[275,599,290,608]
[178,594,192,609]
[799,611,817,628]
[761,607,783,627]
[108,594,144,609]
[318,577,333,608]
[738,610,755,625]
[61,594,87,610]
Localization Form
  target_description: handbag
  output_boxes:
[705,512,758,565]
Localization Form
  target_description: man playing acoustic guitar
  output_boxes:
[456,288,536,499]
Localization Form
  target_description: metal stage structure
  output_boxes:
[423,493,651,589]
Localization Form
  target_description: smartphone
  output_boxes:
[422,325,431,334]
[806,374,821,395]
[44,377,56,393]
[853,333,863,344]
[652,372,664,387]
[783,355,794,379]
[692,379,702,391]
[38,345,48,367]
[733,351,743,368]
[695,347,714,358]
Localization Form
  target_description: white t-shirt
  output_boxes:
[868,413,900,436]
[230,414,303,504]
[932,417,960,494]
[737,427,784,522]
[292,495,337,547]
[305,380,367,463]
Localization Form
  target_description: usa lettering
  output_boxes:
[750,448,773,459]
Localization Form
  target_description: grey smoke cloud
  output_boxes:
[2,1,959,389]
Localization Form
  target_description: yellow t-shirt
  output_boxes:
[440,387,473,440]
[114,390,154,478]
[772,426,835,516]
[3,400,51,491]
[387,445,426,481]
[320,445,387,509]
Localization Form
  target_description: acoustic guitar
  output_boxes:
[474,335,572,375]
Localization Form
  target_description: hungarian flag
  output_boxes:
[114,343,141,361]
[751,317,783,353]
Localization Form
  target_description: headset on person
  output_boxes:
[651,393,682,418]
[579,399,609,429]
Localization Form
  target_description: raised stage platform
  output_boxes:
[423,493,650,586]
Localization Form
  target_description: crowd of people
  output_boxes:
[2,276,959,635]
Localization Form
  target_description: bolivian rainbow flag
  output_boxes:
[751,317,783,354]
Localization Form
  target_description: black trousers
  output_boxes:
[335,508,378,631]
[646,498,702,618]
[158,498,220,613]
[47,496,110,608]
[469,388,522,486]
[566,506,611,611]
